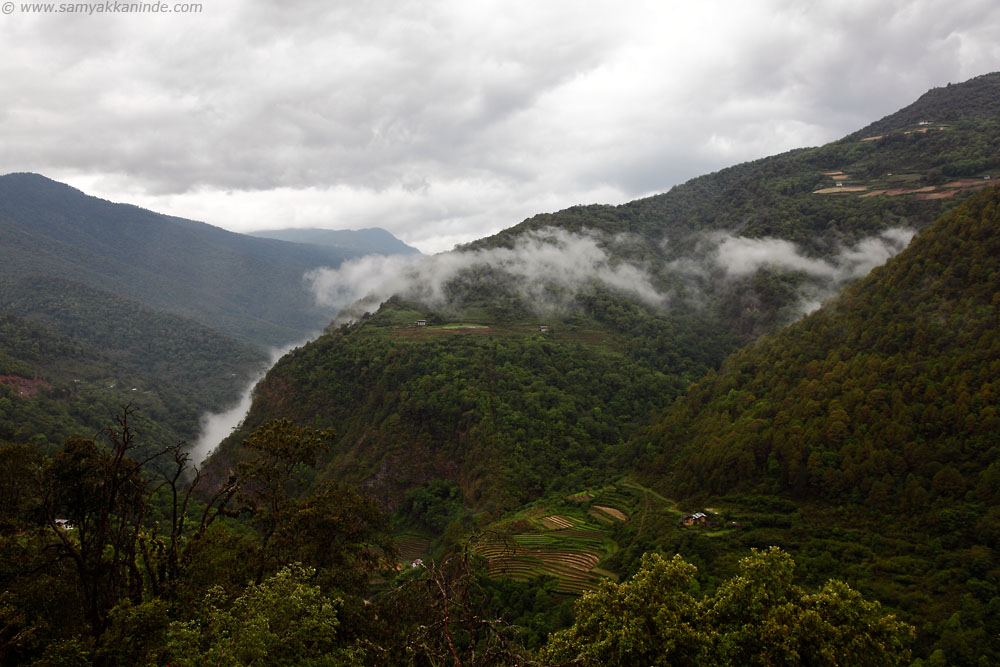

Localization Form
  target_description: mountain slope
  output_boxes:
[0,174,409,347]
[250,227,421,256]
[641,185,1000,502]
[635,186,1000,663]
[469,72,1000,260]
[0,275,265,442]
[848,71,1000,140]
[209,72,1000,512]
[213,293,730,510]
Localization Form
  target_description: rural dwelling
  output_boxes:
[415,320,426,327]
[539,325,549,333]
[680,512,708,527]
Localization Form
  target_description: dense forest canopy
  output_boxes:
[634,187,1000,664]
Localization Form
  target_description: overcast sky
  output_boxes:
[2,0,999,253]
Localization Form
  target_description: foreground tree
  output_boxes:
[539,547,914,666]
[704,547,915,666]
[163,564,361,666]
[539,552,710,666]
[42,406,240,640]
[43,409,161,637]
[365,535,534,666]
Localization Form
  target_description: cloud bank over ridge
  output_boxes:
[307,225,916,322]
[306,228,666,320]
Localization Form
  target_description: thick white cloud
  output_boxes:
[711,227,916,313]
[306,227,665,321]
[715,229,915,282]
[2,0,999,252]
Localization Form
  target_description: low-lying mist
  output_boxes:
[307,225,916,323]
[189,338,314,464]
[305,228,667,322]
[710,227,915,313]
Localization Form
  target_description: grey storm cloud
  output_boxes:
[2,0,999,252]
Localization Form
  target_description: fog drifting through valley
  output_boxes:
[189,338,313,464]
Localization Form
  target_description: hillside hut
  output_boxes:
[680,512,708,527]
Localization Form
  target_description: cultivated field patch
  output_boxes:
[540,515,574,530]
[394,535,432,567]
[476,535,608,594]
[592,505,627,521]
[917,190,960,200]
[813,186,868,194]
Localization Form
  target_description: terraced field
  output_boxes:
[476,486,641,593]
[395,534,432,564]
[476,520,611,594]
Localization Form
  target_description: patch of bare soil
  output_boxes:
[0,374,48,397]
[814,186,867,194]
[917,190,960,200]
[883,186,936,196]
[592,505,627,521]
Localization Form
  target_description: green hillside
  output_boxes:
[216,72,1000,508]
[216,295,729,511]
[635,187,1000,663]
[0,275,265,444]
[197,73,1000,663]
[0,312,179,450]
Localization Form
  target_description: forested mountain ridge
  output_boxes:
[196,73,1000,664]
[0,173,414,347]
[250,226,421,256]
[0,172,418,442]
[0,274,265,444]
[847,71,1000,140]
[213,72,1000,508]
[641,185,1000,503]
[633,186,1000,663]
[467,72,1000,259]
[218,296,729,510]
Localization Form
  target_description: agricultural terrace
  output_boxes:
[390,321,621,349]
[476,481,692,594]
[814,124,993,199]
